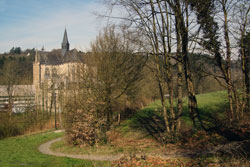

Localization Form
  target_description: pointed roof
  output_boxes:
[62,28,69,45]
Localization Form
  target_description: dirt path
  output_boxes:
[37,137,190,162]
[39,131,238,162]
[38,137,123,161]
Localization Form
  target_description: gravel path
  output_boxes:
[38,137,123,161]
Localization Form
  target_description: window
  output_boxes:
[45,67,50,78]
[52,68,57,77]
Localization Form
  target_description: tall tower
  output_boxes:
[33,49,41,107]
[33,49,41,86]
[62,28,70,56]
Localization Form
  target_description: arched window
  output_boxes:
[45,67,50,78]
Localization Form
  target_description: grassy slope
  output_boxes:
[129,91,228,129]
[0,131,110,167]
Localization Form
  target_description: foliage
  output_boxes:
[63,97,106,146]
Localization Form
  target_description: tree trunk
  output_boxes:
[158,78,170,133]
[117,112,121,125]
[177,61,183,131]
[105,95,112,131]
[175,0,203,128]
[227,85,234,119]
[150,0,171,134]
[157,0,176,132]
[54,94,57,129]
[49,93,53,117]
[175,3,183,131]
[240,9,250,113]
[222,0,238,119]
[243,56,250,113]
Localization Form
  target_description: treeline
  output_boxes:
[1,47,36,55]
[0,48,34,85]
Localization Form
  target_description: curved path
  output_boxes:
[38,137,123,161]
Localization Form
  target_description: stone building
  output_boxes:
[33,29,83,112]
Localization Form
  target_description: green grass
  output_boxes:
[128,91,228,131]
[0,131,111,167]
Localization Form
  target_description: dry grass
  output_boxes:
[24,118,56,135]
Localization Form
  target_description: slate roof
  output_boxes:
[38,49,83,65]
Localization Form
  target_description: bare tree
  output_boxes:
[84,26,145,131]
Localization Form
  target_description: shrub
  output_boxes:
[63,95,108,146]
[0,110,52,139]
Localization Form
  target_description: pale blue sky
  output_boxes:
[0,0,107,53]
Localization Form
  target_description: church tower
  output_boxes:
[33,49,41,86]
[62,29,70,56]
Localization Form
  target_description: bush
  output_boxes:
[64,107,97,146]
[63,95,107,146]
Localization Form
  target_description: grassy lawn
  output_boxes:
[144,90,228,114]
[0,130,111,167]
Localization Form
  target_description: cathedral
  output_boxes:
[33,29,83,112]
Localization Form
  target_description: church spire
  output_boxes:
[35,48,38,62]
[62,28,70,56]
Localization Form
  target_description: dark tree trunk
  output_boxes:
[174,0,203,128]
